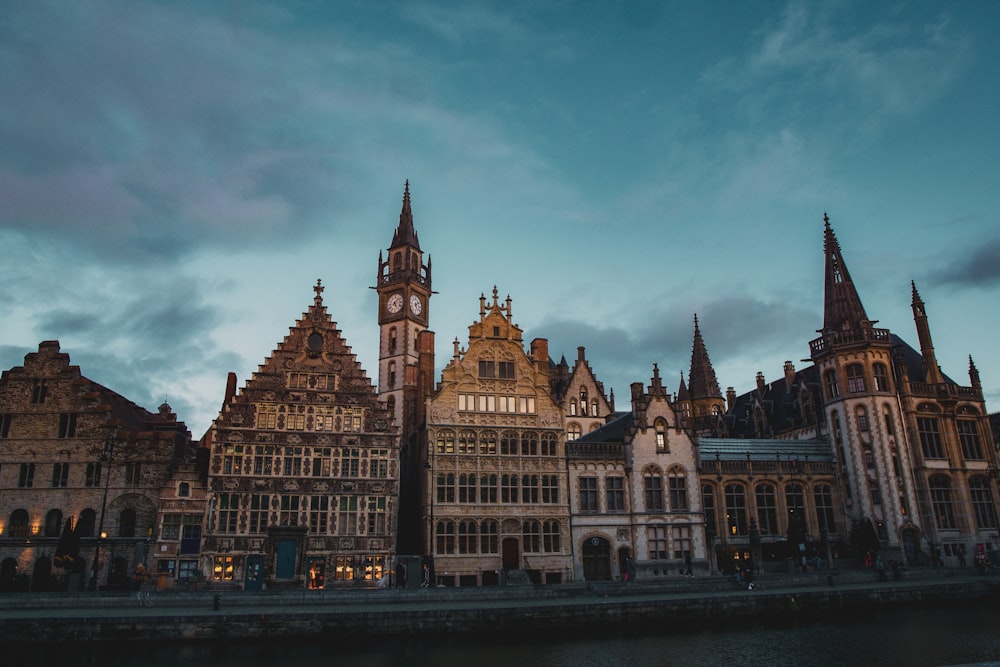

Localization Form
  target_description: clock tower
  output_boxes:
[375,180,431,433]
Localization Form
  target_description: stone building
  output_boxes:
[0,341,191,591]
[202,282,399,589]
[567,364,706,581]
[550,346,614,442]
[150,442,210,587]
[419,288,572,585]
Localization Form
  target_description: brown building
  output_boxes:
[0,341,191,591]
[419,288,572,585]
[202,282,399,589]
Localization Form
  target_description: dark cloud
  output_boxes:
[932,237,1000,287]
[538,292,819,399]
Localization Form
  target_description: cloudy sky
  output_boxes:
[2,1,999,437]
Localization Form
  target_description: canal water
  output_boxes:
[8,601,1000,667]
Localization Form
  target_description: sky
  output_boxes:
[2,0,999,438]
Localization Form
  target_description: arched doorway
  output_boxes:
[901,526,921,565]
[31,557,52,592]
[502,537,520,570]
[582,536,612,581]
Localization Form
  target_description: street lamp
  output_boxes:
[89,431,116,591]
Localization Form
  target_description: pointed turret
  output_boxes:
[822,213,871,334]
[911,281,943,384]
[390,180,421,250]
[688,314,722,400]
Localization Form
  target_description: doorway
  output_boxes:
[502,537,520,570]
[582,536,612,581]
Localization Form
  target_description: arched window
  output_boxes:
[118,509,136,538]
[580,388,588,415]
[436,473,455,503]
[44,509,62,537]
[458,520,478,554]
[522,519,541,553]
[724,484,747,536]
[856,406,870,433]
[543,520,561,552]
[458,431,476,454]
[388,327,398,354]
[480,519,499,554]
[567,423,582,441]
[655,419,668,452]
[500,431,518,455]
[569,400,577,416]
[824,369,840,399]
[591,400,599,417]
[785,483,806,533]
[480,430,498,455]
[436,520,455,554]
[970,477,998,530]
[643,467,664,511]
[77,509,96,537]
[846,364,866,393]
[814,484,836,534]
[929,475,955,529]
[755,484,777,535]
[388,361,397,389]
[873,363,890,392]
[7,509,29,539]
[669,467,689,510]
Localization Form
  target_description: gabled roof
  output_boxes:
[573,411,632,444]
[721,364,822,439]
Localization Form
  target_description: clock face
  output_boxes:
[409,295,423,315]
[386,293,403,314]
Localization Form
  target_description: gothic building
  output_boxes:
[567,364,705,580]
[418,288,572,585]
[202,282,399,589]
[0,341,191,591]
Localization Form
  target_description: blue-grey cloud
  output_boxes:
[932,237,1000,287]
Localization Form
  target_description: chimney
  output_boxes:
[530,338,549,370]
[784,361,795,392]
[756,372,766,395]
[726,386,736,412]
[224,372,238,405]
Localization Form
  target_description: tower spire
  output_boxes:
[390,179,421,250]
[688,314,722,400]
[911,280,943,384]
[822,214,871,334]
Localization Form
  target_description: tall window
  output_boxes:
[541,475,559,503]
[501,431,517,455]
[918,417,945,459]
[606,477,625,511]
[929,475,955,529]
[520,432,538,456]
[367,497,386,534]
[337,497,357,535]
[523,520,541,553]
[755,483,778,535]
[436,473,455,503]
[31,381,48,404]
[310,496,329,534]
[458,473,476,503]
[161,514,182,540]
[655,420,668,452]
[814,484,836,533]
[541,432,557,456]
[785,483,806,532]
[501,474,518,503]
[669,468,689,510]
[436,520,455,554]
[44,509,62,537]
[18,463,35,488]
[672,525,692,560]
[125,462,141,486]
[724,484,747,536]
[579,477,598,512]
[479,474,498,503]
[521,474,539,503]
[873,363,890,392]
[0,413,12,438]
[957,420,984,460]
[480,520,499,554]
[543,520,561,552]
[702,484,717,539]
[458,520,477,554]
[51,463,69,488]
[644,471,664,511]
[567,423,581,441]
[279,495,300,526]
[250,494,270,533]
[648,525,668,559]
[970,477,998,530]
[118,508,136,537]
[824,369,839,399]
[857,408,869,432]
[77,509,96,537]
[341,448,361,476]
[846,364,866,393]
[217,493,239,533]
[58,413,77,438]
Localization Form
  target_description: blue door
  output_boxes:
[276,539,297,579]
[245,556,263,591]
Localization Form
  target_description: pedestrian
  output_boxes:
[132,563,146,592]
[684,552,693,577]
[957,546,966,568]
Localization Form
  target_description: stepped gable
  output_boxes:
[217,279,389,430]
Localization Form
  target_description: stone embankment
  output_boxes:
[1,567,996,643]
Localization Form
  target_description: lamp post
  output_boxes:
[89,431,116,591]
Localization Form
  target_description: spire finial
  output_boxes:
[313,279,324,304]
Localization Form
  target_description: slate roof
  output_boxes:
[698,437,834,462]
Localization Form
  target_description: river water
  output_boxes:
[8,601,1000,667]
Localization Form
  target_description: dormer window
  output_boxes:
[178,482,190,497]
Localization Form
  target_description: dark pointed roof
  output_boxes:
[390,180,421,250]
[688,314,722,400]
[822,214,869,333]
